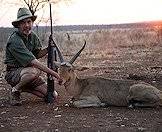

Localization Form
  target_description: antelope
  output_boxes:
[55,41,162,108]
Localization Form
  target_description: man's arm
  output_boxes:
[36,47,48,59]
[30,59,61,81]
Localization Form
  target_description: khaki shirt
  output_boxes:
[4,30,42,67]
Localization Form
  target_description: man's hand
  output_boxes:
[58,78,63,85]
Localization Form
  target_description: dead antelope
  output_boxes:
[56,41,162,108]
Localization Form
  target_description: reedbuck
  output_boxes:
[56,41,162,108]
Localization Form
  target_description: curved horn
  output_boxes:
[69,40,86,64]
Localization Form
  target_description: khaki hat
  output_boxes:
[12,7,37,28]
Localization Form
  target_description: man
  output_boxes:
[4,7,62,106]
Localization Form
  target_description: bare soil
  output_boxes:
[0,45,162,132]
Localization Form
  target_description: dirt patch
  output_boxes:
[0,60,162,132]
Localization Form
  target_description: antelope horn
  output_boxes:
[69,40,86,64]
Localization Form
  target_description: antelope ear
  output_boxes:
[73,66,89,71]
[53,61,61,68]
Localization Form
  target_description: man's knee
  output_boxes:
[21,67,41,80]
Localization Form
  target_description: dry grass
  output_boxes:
[45,28,161,59]
[1,27,162,75]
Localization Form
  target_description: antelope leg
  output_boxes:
[72,96,105,108]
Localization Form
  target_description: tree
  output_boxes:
[21,0,71,15]
[22,0,46,15]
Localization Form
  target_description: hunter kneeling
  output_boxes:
[4,8,62,106]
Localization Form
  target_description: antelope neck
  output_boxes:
[64,78,71,87]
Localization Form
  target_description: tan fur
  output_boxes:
[56,43,162,108]
[59,64,162,108]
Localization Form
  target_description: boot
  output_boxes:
[10,88,22,106]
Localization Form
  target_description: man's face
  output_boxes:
[18,18,33,36]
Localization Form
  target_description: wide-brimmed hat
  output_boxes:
[12,7,37,28]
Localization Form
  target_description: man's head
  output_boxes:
[12,8,37,36]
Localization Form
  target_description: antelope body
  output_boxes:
[56,42,162,108]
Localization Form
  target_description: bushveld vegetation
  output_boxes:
[1,24,162,70]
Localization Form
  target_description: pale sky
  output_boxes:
[1,0,162,27]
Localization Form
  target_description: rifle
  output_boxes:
[46,0,57,104]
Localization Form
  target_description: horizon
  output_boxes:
[1,21,162,30]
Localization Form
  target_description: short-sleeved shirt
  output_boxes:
[4,30,42,67]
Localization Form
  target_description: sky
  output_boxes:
[1,0,162,27]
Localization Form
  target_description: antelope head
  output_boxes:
[55,41,86,92]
